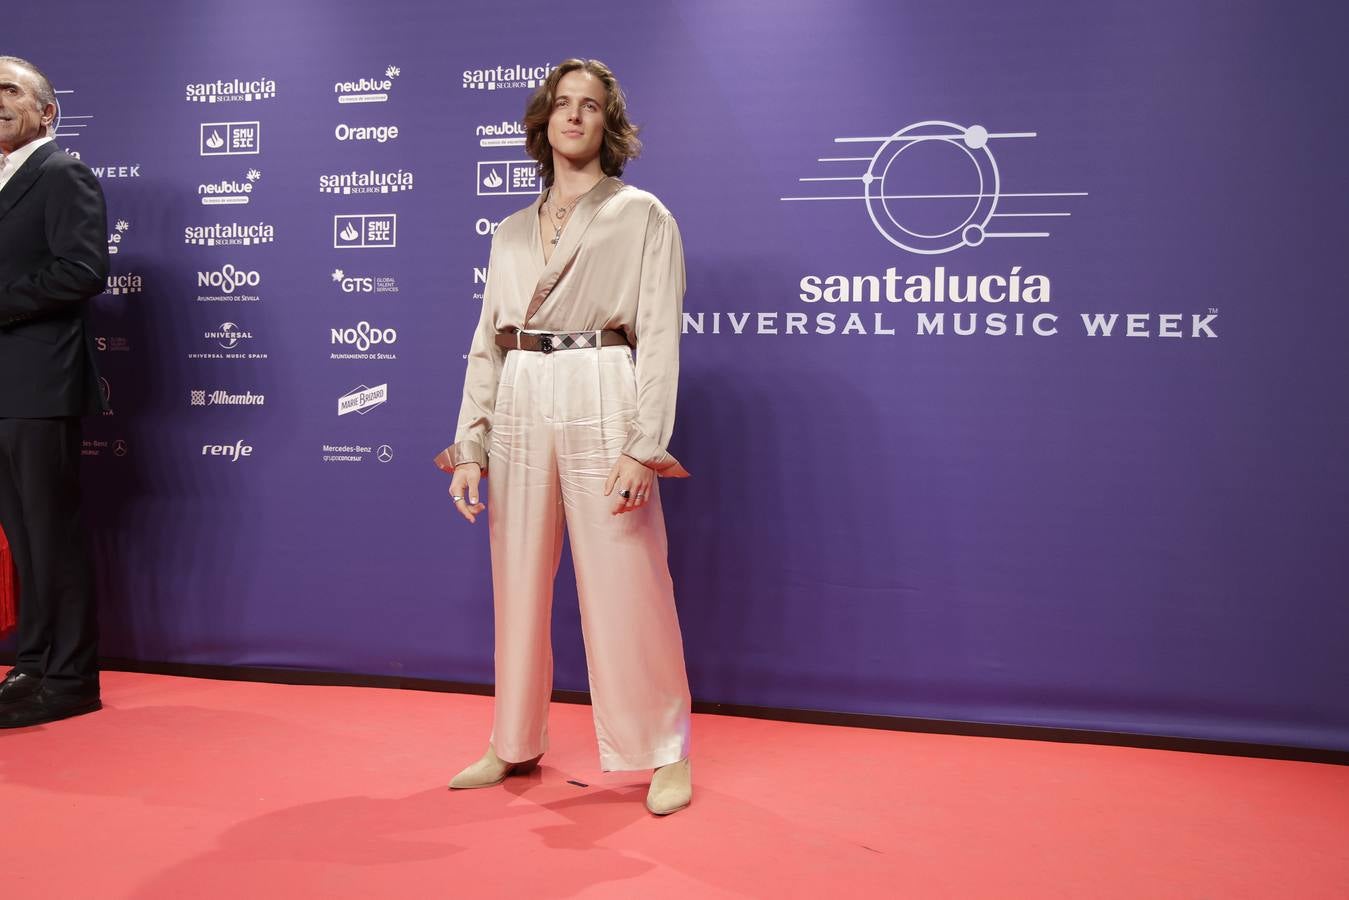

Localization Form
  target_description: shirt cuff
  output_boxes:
[621,429,690,478]
[433,439,488,474]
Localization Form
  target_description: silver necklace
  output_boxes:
[544,191,577,246]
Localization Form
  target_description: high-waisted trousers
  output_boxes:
[487,344,691,772]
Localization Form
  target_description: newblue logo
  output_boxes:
[201,122,260,157]
[335,65,400,103]
[477,121,525,147]
[107,219,130,255]
[200,169,261,205]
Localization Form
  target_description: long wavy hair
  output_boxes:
[523,58,641,187]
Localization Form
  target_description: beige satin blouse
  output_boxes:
[442,176,689,477]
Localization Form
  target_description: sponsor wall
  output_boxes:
[8,0,1348,749]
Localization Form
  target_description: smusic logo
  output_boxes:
[319,168,414,195]
[334,65,400,103]
[337,384,388,416]
[185,77,277,103]
[333,214,396,249]
[200,122,260,156]
[477,160,539,196]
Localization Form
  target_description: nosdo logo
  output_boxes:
[105,274,143,296]
[783,120,1085,255]
[200,169,261,205]
[186,77,276,103]
[201,122,260,156]
[335,65,400,103]
[204,322,254,350]
[330,269,400,294]
[477,120,525,147]
[201,440,254,461]
[107,219,130,255]
[197,265,261,295]
[319,168,413,195]
[184,222,275,247]
[331,321,398,352]
[462,64,553,91]
[334,123,399,143]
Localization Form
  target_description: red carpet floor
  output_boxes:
[0,672,1346,898]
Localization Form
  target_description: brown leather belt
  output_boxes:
[495,328,629,353]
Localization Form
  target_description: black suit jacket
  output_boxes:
[0,141,109,417]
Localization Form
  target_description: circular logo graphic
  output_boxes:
[376,444,394,463]
[864,121,1000,255]
[113,440,128,457]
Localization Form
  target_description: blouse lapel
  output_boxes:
[524,176,624,325]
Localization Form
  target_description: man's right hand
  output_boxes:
[449,463,485,524]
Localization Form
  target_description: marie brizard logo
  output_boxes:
[338,384,388,416]
[783,120,1086,254]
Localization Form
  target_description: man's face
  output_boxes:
[547,69,606,170]
[0,62,55,155]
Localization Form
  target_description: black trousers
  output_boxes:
[0,417,99,694]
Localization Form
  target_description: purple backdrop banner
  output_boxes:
[7,0,1347,750]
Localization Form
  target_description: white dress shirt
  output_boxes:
[0,135,54,194]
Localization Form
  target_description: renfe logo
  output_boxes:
[201,440,253,460]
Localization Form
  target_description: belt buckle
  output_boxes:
[539,333,554,353]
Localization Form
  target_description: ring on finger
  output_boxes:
[451,495,464,503]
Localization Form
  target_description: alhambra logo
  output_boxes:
[335,66,400,103]
[186,77,277,103]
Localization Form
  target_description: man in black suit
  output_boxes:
[0,56,109,728]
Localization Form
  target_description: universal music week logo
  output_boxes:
[745,119,1218,341]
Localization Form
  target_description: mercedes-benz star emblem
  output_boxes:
[376,444,394,463]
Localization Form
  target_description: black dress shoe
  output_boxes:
[0,687,102,729]
[0,670,41,705]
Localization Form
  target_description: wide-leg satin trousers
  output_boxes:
[486,345,692,772]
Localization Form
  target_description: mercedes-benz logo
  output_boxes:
[113,440,128,457]
[376,444,394,463]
